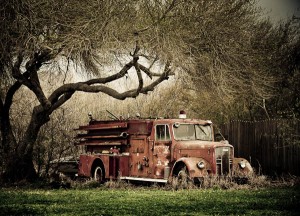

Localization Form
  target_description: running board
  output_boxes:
[119,177,168,183]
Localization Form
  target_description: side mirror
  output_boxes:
[214,133,224,141]
[173,122,180,128]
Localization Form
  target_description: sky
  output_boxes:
[258,0,300,21]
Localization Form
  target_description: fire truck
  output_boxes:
[75,112,253,183]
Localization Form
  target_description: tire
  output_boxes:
[93,166,104,183]
[178,166,188,181]
[177,166,191,188]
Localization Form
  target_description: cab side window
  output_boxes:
[156,125,171,141]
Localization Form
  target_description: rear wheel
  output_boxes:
[93,166,104,183]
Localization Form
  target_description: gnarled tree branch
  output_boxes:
[12,50,53,109]
[48,57,172,111]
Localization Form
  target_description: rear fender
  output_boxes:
[78,155,106,178]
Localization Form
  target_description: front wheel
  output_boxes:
[178,166,189,182]
[93,166,104,183]
[175,166,192,188]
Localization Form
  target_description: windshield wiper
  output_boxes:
[197,125,207,135]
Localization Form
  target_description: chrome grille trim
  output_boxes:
[215,147,233,175]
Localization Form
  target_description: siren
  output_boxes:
[179,110,186,119]
[88,112,93,121]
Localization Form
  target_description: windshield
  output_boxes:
[173,124,213,141]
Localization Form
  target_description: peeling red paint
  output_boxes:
[76,118,253,182]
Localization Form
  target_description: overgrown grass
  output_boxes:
[0,183,299,216]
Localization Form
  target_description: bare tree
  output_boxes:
[0,0,178,182]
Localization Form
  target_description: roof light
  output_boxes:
[179,110,186,119]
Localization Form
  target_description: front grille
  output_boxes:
[215,147,233,175]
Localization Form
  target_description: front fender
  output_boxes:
[172,157,211,178]
[232,158,253,176]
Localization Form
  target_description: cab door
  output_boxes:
[152,124,172,179]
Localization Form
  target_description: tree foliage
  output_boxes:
[165,1,300,122]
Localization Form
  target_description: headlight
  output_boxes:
[197,161,205,169]
[239,161,246,169]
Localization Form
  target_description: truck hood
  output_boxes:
[174,140,233,150]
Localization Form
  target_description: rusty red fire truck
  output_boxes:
[75,112,253,183]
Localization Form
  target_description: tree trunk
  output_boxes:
[3,153,38,182]
[1,106,50,183]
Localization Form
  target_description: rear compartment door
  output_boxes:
[129,137,150,177]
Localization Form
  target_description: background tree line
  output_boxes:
[0,0,299,182]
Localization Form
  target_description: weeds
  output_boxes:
[167,173,299,190]
[103,178,134,189]
[40,172,300,191]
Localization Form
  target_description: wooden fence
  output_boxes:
[220,119,300,176]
